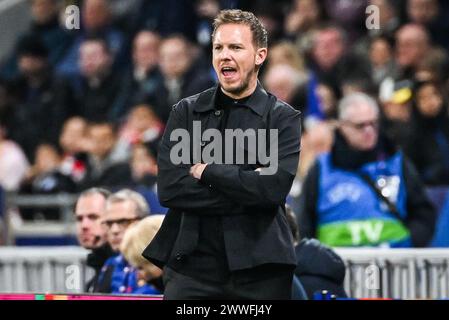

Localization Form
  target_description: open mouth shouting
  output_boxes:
[221,66,238,80]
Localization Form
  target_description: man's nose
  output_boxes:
[80,218,90,229]
[110,223,121,234]
[218,48,232,60]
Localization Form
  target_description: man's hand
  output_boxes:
[190,163,208,180]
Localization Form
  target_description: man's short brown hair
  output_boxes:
[212,9,268,49]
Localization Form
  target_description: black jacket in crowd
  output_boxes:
[143,82,302,274]
[405,103,449,186]
[295,131,436,247]
[295,238,347,299]
[85,243,115,293]
[8,72,76,161]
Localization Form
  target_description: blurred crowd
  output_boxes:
[0,0,448,238]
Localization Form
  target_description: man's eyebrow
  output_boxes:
[213,42,244,46]
[76,212,101,217]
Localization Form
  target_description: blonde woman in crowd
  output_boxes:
[120,215,165,295]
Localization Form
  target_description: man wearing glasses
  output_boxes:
[95,189,153,293]
[297,93,436,248]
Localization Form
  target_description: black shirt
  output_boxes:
[179,89,251,283]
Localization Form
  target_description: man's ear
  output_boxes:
[255,48,268,67]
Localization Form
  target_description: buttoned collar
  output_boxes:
[194,81,269,117]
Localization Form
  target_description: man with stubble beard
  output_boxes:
[75,187,114,292]
[143,9,301,299]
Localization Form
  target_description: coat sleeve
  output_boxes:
[200,107,301,208]
[157,100,241,214]
[402,157,437,247]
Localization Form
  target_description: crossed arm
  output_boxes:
[157,101,301,214]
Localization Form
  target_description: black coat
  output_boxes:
[295,238,347,299]
[85,243,115,293]
[143,83,302,272]
[405,105,449,185]
[8,72,76,161]
[77,70,127,123]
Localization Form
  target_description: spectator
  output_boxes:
[296,120,334,182]
[263,64,307,111]
[80,122,132,189]
[7,35,75,161]
[406,0,449,49]
[252,4,286,45]
[21,144,63,192]
[77,37,127,122]
[118,104,164,157]
[149,35,216,123]
[194,0,221,51]
[379,79,414,151]
[406,81,449,185]
[96,189,153,294]
[285,206,347,300]
[414,47,449,83]
[0,125,29,191]
[266,41,306,72]
[117,104,164,169]
[0,0,72,79]
[74,188,115,292]
[323,0,368,43]
[56,0,126,77]
[19,144,76,220]
[59,117,89,184]
[311,80,341,121]
[120,31,163,110]
[284,0,326,52]
[297,93,436,247]
[120,215,165,294]
[130,143,158,189]
[294,238,348,299]
[394,24,432,80]
[308,24,371,92]
[108,0,142,33]
[369,35,397,86]
[407,0,439,25]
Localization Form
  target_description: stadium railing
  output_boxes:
[0,246,448,299]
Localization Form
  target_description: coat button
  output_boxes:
[175,253,183,261]
[214,110,221,116]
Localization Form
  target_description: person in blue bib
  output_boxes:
[96,189,155,294]
[296,92,436,248]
